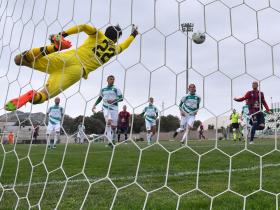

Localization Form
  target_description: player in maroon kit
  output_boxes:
[199,123,206,140]
[117,105,131,142]
[234,81,270,144]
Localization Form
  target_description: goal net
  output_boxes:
[0,0,280,209]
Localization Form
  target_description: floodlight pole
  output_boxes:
[181,23,194,94]
[270,97,273,111]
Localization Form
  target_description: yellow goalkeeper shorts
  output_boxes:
[32,51,84,97]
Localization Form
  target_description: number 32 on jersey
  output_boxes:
[92,39,116,63]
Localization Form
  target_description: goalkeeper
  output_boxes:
[5,24,139,111]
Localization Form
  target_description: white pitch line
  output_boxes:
[2,163,280,189]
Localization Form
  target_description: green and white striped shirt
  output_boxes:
[99,85,123,111]
[47,105,64,125]
[179,94,200,115]
[142,104,159,123]
[242,105,250,120]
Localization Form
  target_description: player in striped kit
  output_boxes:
[140,97,159,145]
[46,97,64,149]
[92,75,123,147]
[240,101,251,140]
[173,84,201,145]
[77,122,86,144]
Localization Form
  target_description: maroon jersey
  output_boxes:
[118,111,130,128]
[235,90,270,114]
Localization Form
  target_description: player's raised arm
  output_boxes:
[234,92,250,102]
[49,24,97,51]
[116,24,138,54]
[59,24,98,37]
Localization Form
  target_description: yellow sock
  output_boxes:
[23,45,57,62]
[32,92,48,104]
[233,131,236,140]
[237,131,240,139]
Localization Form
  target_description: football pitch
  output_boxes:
[0,139,280,210]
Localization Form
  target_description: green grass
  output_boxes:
[0,138,280,210]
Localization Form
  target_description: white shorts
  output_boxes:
[46,123,61,134]
[241,119,251,128]
[77,132,85,138]
[180,114,195,129]
[145,119,156,131]
[103,108,118,126]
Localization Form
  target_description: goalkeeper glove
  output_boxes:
[49,34,72,50]
[131,24,138,37]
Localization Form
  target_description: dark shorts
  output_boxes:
[118,127,129,133]
[232,123,239,129]
[250,112,265,126]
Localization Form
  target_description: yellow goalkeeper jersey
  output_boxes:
[230,113,239,124]
[34,24,135,79]
[75,31,134,78]
[29,24,136,98]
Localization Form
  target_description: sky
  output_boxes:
[0,0,280,127]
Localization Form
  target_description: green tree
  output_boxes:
[131,114,145,133]
[62,114,75,134]
[208,124,215,130]
[159,115,180,132]
[84,112,105,134]
[192,120,202,130]
[14,119,31,127]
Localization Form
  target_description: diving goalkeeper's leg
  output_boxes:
[5,87,54,111]
[5,36,72,111]
[14,35,71,67]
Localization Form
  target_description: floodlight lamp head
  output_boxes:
[181,23,194,32]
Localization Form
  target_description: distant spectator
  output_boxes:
[32,124,39,144]
[8,132,14,144]
[199,124,206,139]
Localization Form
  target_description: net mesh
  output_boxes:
[0,0,280,209]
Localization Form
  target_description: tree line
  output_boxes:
[14,112,206,135]
[62,112,202,135]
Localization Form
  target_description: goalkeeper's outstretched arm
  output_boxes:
[116,24,139,54]
[59,24,98,37]
[14,24,96,66]
[59,24,138,54]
